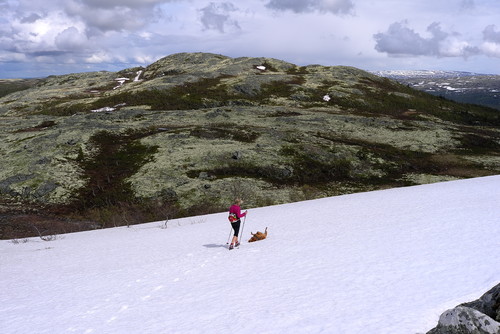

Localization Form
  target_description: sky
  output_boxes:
[1,0,499,78]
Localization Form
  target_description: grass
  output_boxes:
[14,120,57,133]
[186,143,353,186]
[0,79,40,98]
[189,124,260,143]
[456,132,500,154]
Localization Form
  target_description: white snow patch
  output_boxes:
[1,176,499,334]
[113,77,130,90]
[134,70,143,82]
[91,103,126,113]
[91,106,116,113]
[256,65,266,71]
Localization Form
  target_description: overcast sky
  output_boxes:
[1,0,499,78]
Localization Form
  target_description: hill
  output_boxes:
[0,53,499,238]
[1,176,499,333]
[373,70,500,111]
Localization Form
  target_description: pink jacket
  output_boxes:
[229,205,247,219]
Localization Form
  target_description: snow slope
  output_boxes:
[1,176,499,334]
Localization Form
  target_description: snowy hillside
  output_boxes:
[1,176,499,334]
[371,70,483,79]
[372,70,500,110]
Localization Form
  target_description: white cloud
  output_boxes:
[6,10,79,54]
[480,25,500,57]
[481,41,500,57]
[85,52,114,63]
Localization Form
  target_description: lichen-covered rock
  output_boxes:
[461,283,500,322]
[427,306,500,334]
[427,284,500,334]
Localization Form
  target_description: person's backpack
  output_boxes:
[228,213,238,223]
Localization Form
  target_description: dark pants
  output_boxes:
[231,219,241,237]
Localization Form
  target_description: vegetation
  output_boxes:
[1,52,498,239]
[90,77,234,111]
[0,79,40,98]
[318,77,500,126]
[190,124,260,143]
[67,130,169,228]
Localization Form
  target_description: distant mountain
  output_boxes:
[372,70,500,110]
[370,70,484,79]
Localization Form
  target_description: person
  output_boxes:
[228,198,247,249]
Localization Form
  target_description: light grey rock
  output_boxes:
[34,181,58,198]
[427,283,500,334]
[198,172,210,179]
[0,174,35,195]
[462,283,500,322]
[427,306,500,334]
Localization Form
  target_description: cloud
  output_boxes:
[55,27,89,51]
[265,0,354,15]
[480,25,500,57]
[79,0,167,9]
[27,50,69,57]
[460,0,475,10]
[0,0,189,71]
[20,13,43,24]
[199,2,240,33]
[374,21,438,56]
[483,25,500,43]
[374,21,478,58]
[64,0,164,33]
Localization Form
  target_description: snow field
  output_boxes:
[1,175,499,334]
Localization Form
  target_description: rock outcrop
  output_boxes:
[427,283,500,334]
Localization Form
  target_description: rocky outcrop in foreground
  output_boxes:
[427,283,500,334]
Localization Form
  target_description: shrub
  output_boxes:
[74,130,159,211]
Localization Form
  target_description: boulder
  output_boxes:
[427,283,500,334]
[461,283,500,322]
[427,306,500,334]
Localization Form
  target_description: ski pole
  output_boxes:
[239,215,247,241]
[226,227,233,245]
